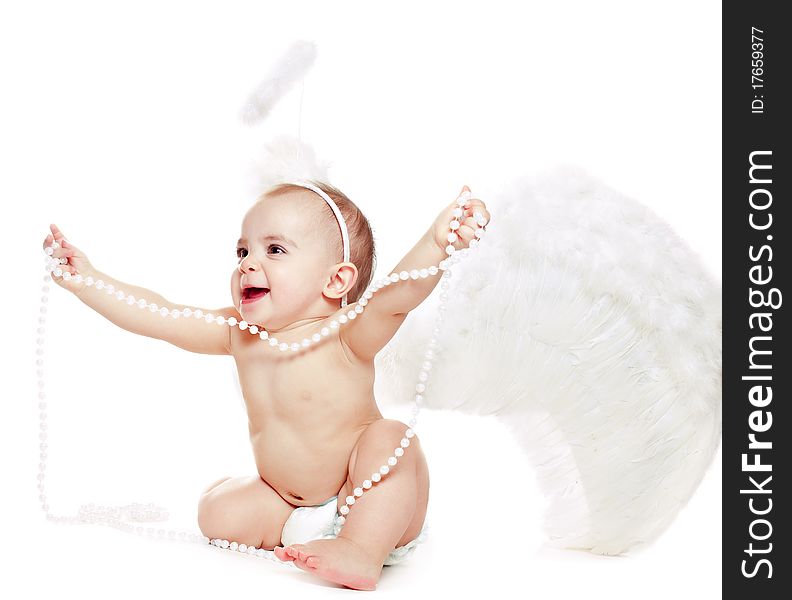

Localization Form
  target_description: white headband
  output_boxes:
[290,180,351,308]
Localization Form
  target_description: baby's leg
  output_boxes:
[276,419,429,590]
[336,418,429,560]
[197,475,296,550]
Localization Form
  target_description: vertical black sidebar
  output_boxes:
[723,2,790,598]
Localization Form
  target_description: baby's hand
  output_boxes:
[42,224,96,295]
[431,186,491,253]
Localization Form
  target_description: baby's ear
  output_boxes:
[326,262,358,299]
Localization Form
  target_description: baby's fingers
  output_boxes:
[49,223,70,245]
[453,224,477,248]
[450,186,472,207]
[460,215,479,229]
[50,249,72,270]
[466,207,490,229]
[42,232,66,256]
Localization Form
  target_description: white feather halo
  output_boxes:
[238,39,331,197]
[239,39,317,126]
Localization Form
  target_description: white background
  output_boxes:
[1,1,721,598]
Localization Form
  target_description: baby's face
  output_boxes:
[232,192,342,329]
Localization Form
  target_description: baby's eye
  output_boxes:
[236,245,284,259]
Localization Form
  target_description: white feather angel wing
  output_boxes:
[374,165,722,555]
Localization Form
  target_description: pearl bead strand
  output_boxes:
[37,192,487,559]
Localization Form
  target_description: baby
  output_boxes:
[43,180,490,590]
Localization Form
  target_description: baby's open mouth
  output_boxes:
[242,287,270,304]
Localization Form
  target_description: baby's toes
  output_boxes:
[297,548,311,562]
[273,546,294,562]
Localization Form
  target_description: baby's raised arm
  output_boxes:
[43,224,237,356]
[339,187,490,361]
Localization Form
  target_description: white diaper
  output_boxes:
[280,495,429,566]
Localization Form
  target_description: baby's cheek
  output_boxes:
[229,278,241,305]
[281,281,310,299]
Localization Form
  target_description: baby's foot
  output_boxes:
[274,538,382,591]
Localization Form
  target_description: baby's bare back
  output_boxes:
[230,316,383,507]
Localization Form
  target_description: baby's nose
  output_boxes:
[238,259,256,273]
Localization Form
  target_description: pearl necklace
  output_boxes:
[36,192,486,563]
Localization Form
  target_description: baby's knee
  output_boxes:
[378,418,420,447]
[358,419,421,463]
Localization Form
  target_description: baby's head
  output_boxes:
[232,180,376,332]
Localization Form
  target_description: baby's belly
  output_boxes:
[250,419,369,506]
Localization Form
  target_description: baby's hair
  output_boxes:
[264,180,377,304]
